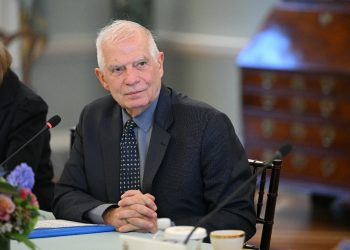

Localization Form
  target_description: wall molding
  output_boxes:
[45,31,249,58]
[45,32,96,56]
[156,30,249,57]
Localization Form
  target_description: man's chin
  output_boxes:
[124,103,150,116]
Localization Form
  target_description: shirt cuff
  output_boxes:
[87,204,117,224]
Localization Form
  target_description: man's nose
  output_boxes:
[124,67,139,84]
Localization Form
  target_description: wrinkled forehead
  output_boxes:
[104,29,150,55]
[101,32,152,66]
[106,32,146,52]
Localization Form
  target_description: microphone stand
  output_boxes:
[0,115,61,176]
[0,126,48,168]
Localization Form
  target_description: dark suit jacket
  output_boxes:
[53,85,256,239]
[0,69,55,211]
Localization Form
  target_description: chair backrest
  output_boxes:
[244,158,283,250]
[70,127,76,151]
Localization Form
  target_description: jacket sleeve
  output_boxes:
[52,107,105,222]
[174,112,256,240]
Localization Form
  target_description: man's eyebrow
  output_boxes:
[108,57,149,69]
[134,57,149,63]
[109,64,124,69]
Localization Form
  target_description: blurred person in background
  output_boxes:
[0,41,55,211]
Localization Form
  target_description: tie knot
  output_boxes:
[124,119,137,132]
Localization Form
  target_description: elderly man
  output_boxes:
[53,20,256,240]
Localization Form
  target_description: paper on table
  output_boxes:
[30,219,115,239]
[35,219,95,229]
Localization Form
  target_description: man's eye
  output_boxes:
[111,67,123,73]
[136,61,147,68]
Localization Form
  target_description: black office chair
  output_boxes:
[244,158,283,250]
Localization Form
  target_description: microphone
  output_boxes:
[183,143,292,244]
[0,115,61,175]
[46,115,61,129]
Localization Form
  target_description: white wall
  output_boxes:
[153,0,279,140]
[0,0,22,75]
[29,0,113,174]
[31,0,113,130]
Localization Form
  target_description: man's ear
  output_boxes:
[157,52,165,78]
[158,52,164,68]
[95,68,110,91]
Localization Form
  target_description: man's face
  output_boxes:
[95,31,164,117]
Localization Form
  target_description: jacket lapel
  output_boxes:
[100,102,123,202]
[143,86,173,193]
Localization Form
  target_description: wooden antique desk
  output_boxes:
[236,0,350,196]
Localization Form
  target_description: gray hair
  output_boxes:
[96,20,159,69]
[0,42,12,82]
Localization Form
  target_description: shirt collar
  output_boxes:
[122,96,159,132]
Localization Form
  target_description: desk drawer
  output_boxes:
[246,144,350,188]
[244,113,350,149]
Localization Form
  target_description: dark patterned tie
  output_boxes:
[119,119,141,196]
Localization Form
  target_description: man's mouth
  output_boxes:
[125,89,145,96]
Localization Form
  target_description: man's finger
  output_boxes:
[127,217,157,233]
[121,189,142,199]
[118,194,157,211]
[144,193,156,201]
[118,223,140,232]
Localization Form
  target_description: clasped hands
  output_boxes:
[103,190,158,233]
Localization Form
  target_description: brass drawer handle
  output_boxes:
[320,76,334,95]
[291,153,308,171]
[318,12,333,26]
[291,75,305,91]
[290,122,306,140]
[261,119,275,138]
[261,149,274,162]
[261,95,276,111]
[320,126,335,148]
[261,72,275,90]
[321,158,336,177]
[290,97,306,114]
[319,99,335,118]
